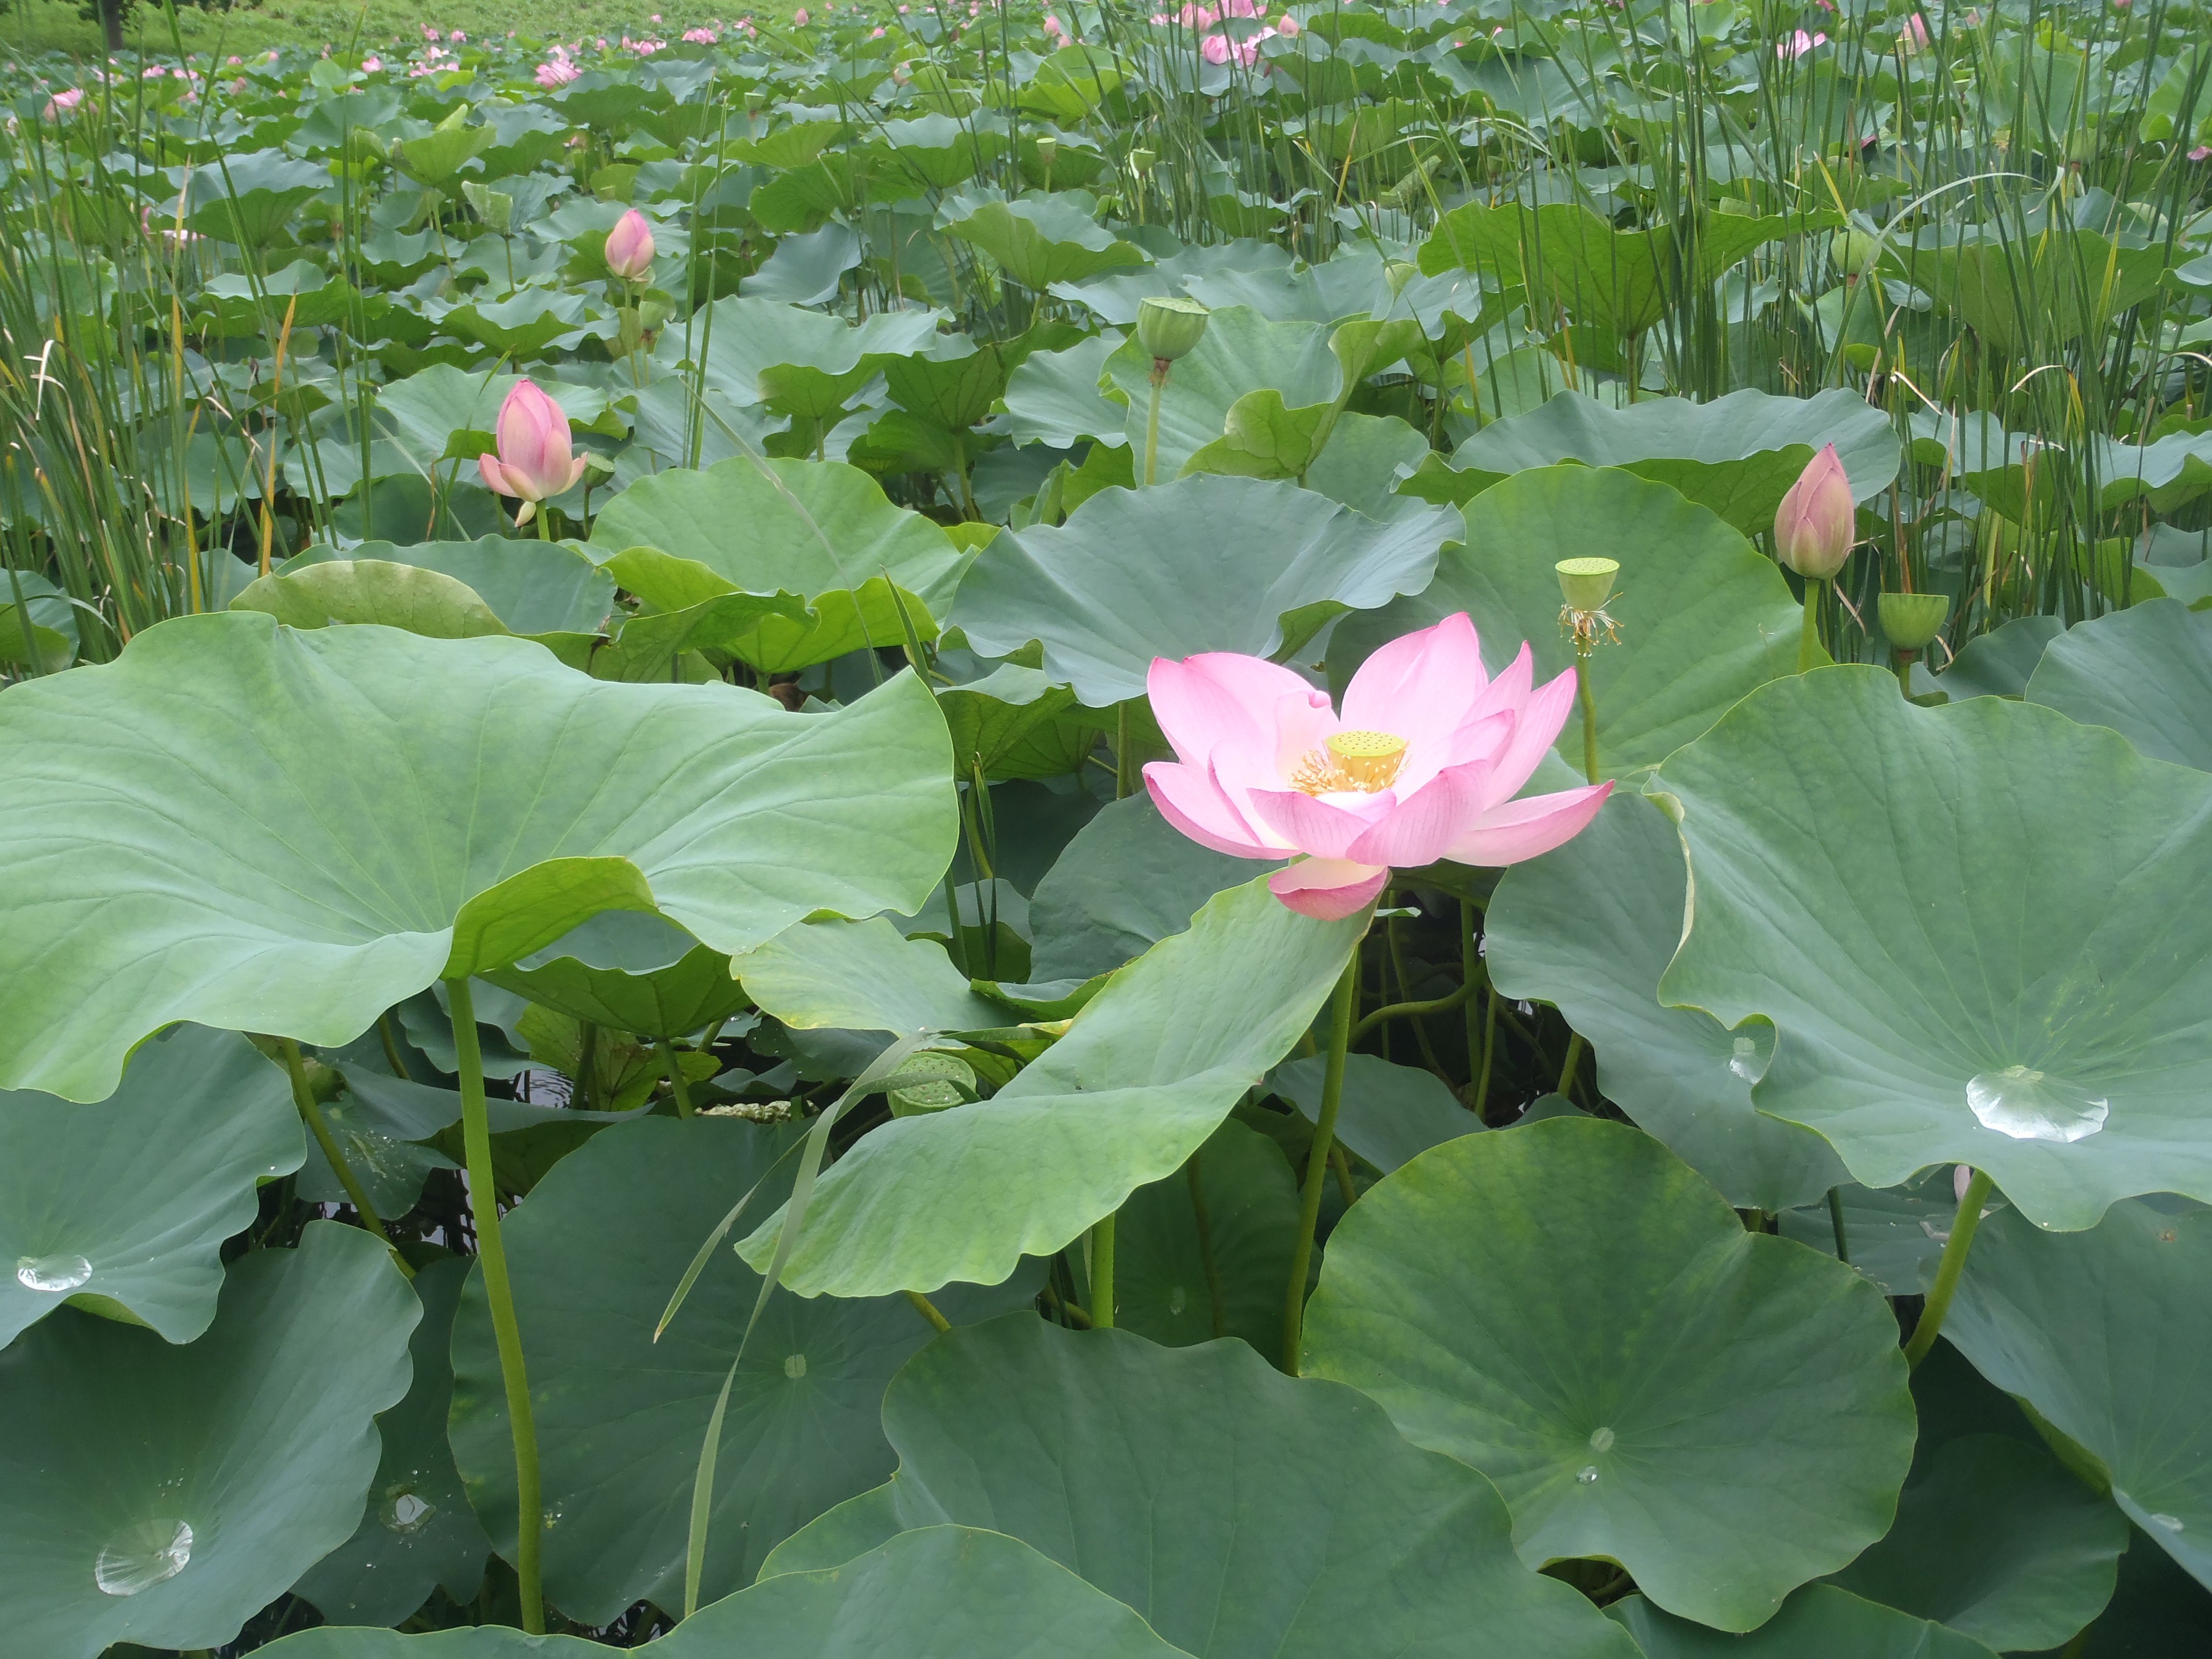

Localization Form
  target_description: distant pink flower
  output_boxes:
[1201,31,1231,61]
[871,24,885,34]
[1144,614,1612,920]
[684,26,719,41]
[478,382,586,527]
[1043,11,1066,38]
[605,208,656,281]
[1779,28,1826,56]
[538,57,581,85]
[2193,145,2212,161]
[450,29,466,41]
[227,53,242,64]
[420,23,439,38]
[42,87,85,120]
[794,6,809,20]
[1900,12,1929,50]
[362,54,382,71]
[1277,12,1299,34]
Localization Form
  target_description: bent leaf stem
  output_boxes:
[1284,954,1359,1374]
[275,1036,405,1270]
[1902,1168,1994,1370]
[448,976,545,1634]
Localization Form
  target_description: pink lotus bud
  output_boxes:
[1774,444,1856,579]
[793,6,809,21]
[1277,12,1300,34]
[605,210,656,282]
[1201,31,1231,62]
[1900,12,1930,50]
[477,381,587,526]
[2193,145,2212,162]
[1954,1164,1974,1203]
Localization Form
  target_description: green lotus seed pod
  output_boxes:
[1555,557,1620,612]
[1035,135,1060,169]
[1878,591,1950,651]
[1830,227,1880,273]
[1129,145,1157,175]
[1137,296,1211,363]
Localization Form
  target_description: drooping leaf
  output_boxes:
[733,916,1006,1037]
[0,1026,301,1346]
[1655,667,2212,1230]
[942,194,1148,289]
[1303,1119,1914,1632]
[1609,1585,1998,1658]
[285,537,616,639]
[0,1224,416,1659]
[484,912,750,1039]
[1109,1118,1299,1351]
[2026,599,2212,771]
[0,615,955,1101]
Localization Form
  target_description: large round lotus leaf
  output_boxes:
[1329,466,1804,779]
[295,1257,492,1627]
[259,1632,603,1657]
[1100,305,1341,479]
[1485,791,1844,1210]
[448,1115,1037,1622]
[1109,1118,1298,1349]
[1609,1585,1998,1659]
[286,538,615,638]
[1654,667,2212,1230]
[1942,1200,2212,1589]
[0,1025,301,1345]
[678,296,957,417]
[943,194,1149,288]
[2026,599,2212,770]
[1027,795,1274,983]
[1267,1053,1482,1175]
[766,1316,1639,1659]
[1416,388,1898,530]
[1302,1119,1914,1631]
[936,663,1088,782]
[0,1223,416,1658]
[484,911,750,1039]
[589,456,970,673]
[737,877,1365,1299]
[1932,613,2064,700]
[0,614,954,1101]
[733,915,1006,1038]
[232,561,513,641]
[1826,1434,2126,1649]
[951,474,1457,707]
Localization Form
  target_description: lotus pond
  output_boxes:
[4,1,2212,1654]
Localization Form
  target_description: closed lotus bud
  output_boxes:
[1878,591,1949,652]
[477,379,588,525]
[1137,296,1210,363]
[1556,557,1619,612]
[1774,445,1857,579]
[604,208,656,282]
[1831,226,1879,275]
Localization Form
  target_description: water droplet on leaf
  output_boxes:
[784,1353,807,1379]
[1576,1466,1599,1485]
[1727,1036,1766,1085]
[1588,1426,1615,1452]
[2152,1513,2186,1532]
[384,1492,433,1534]
[95,1519,192,1597]
[16,1252,92,1293]
[1966,1067,2107,1143]
[1168,1285,1186,1316]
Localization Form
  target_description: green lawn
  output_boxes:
[1,0,800,60]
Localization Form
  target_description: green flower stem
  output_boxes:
[576,1020,599,1110]
[1557,1032,1586,1098]
[1798,576,1827,673]
[904,1289,951,1333]
[1144,364,1167,486]
[1352,976,1477,1044]
[1573,638,1599,784]
[275,1036,403,1266]
[448,975,545,1635]
[658,1038,695,1118]
[1090,1212,1117,1328]
[1284,954,1359,1374]
[1828,1188,1851,1264]
[1903,1168,1995,1370]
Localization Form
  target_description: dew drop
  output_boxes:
[1727,1037,1766,1085]
[1168,1285,1187,1316]
[2152,1514,2186,1533]
[1966,1067,2108,1143]
[95,1519,192,1597]
[784,1353,807,1379]
[1588,1426,1615,1453]
[384,1492,433,1534]
[1575,1466,1599,1485]
[16,1251,92,1293]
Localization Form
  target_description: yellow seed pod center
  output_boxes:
[1324,729,1408,790]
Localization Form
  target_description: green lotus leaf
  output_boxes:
[1302,1119,1914,1631]
[294,1257,493,1627]
[1609,1585,1998,1659]
[1026,795,1273,983]
[2026,599,2212,770]
[1303,411,1435,517]
[1267,1053,1483,1175]
[767,1316,1640,1659]
[951,474,1457,707]
[1331,465,1805,779]
[0,615,955,1101]
[232,561,512,641]
[260,1632,602,1658]
[590,456,971,672]
[1897,226,2169,354]
[0,1025,301,1346]
[675,296,957,416]
[374,368,610,464]
[1485,791,1844,1210]
[2058,1530,2212,1655]
[1944,1200,2212,1590]
[734,916,1006,1037]
[1654,668,2212,1229]
[0,1223,416,1658]
[941,194,1148,289]
[738,876,1365,1298]
[448,1116,1038,1620]
[936,663,1088,781]
[1107,1118,1298,1350]
[286,536,616,639]
[1100,306,1347,480]
[1826,1434,2126,1649]
[1930,613,2065,700]
[1408,388,1900,530]
[1777,1168,1959,1296]
[297,1084,459,1221]
[998,334,1127,449]
[484,912,749,1039]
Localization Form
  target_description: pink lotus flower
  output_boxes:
[1277,12,1300,34]
[2193,145,2212,162]
[793,7,809,21]
[362,54,382,71]
[605,208,656,281]
[1900,12,1929,49]
[1144,614,1613,920]
[477,381,587,527]
[42,87,85,119]
[1779,28,1826,57]
[1775,444,1856,579]
[420,23,439,38]
[538,57,581,86]
[684,27,719,42]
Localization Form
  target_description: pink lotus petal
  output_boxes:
[1344,759,1493,869]
[1268,859,1389,919]
[1443,782,1614,868]
[1245,786,1392,860]
[1340,610,1489,742]
[1144,762,1280,859]
[1149,653,1332,781]
[478,452,517,497]
[1478,666,1581,807]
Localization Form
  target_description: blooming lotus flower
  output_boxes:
[793,7,809,22]
[1779,27,1826,57]
[1277,12,1300,34]
[477,381,586,526]
[538,57,580,86]
[1144,614,1613,920]
[1775,444,1856,579]
[42,87,84,120]
[362,54,382,71]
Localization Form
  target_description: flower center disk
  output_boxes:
[1294,729,1408,794]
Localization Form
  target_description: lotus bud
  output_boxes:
[1774,445,1857,579]
[604,207,656,282]
[1954,1163,1974,1203]
[1878,591,1949,652]
[477,379,588,526]
[1830,226,1879,276]
[1137,295,1210,365]
[1556,557,1619,613]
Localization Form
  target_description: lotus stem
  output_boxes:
[1573,637,1599,784]
[1903,1167,1994,1370]
[659,1038,695,1118]
[904,1289,951,1333]
[1558,1032,1585,1098]
[1828,1188,1851,1265]
[1284,954,1359,1374]
[275,1036,403,1265]
[1798,576,1827,673]
[1144,362,1166,487]
[448,975,546,1634]
[1090,1211,1116,1328]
